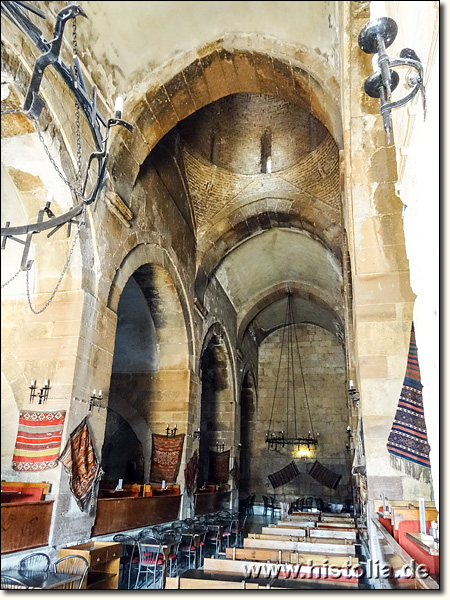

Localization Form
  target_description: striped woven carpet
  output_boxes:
[387,323,431,476]
[12,410,66,471]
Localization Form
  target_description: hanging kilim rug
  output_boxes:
[208,449,230,484]
[12,410,66,471]
[308,461,341,490]
[268,461,300,488]
[386,323,431,482]
[58,417,104,511]
[149,433,185,483]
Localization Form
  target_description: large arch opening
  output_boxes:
[104,262,190,485]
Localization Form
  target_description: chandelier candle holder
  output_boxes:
[166,424,178,437]
[265,290,318,452]
[89,389,103,412]
[215,443,225,452]
[349,380,360,406]
[29,379,50,404]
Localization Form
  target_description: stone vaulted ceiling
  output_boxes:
[169,92,345,343]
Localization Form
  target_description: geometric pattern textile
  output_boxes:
[58,417,104,511]
[149,433,185,483]
[268,461,300,489]
[208,449,230,484]
[12,410,66,471]
[387,323,431,480]
[308,460,341,490]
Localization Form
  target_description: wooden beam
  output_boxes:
[249,533,355,545]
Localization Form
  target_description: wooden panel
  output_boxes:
[391,508,439,532]
[249,533,354,546]
[195,491,230,515]
[310,529,357,540]
[92,495,181,537]
[244,537,356,556]
[203,558,359,585]
[1,480,50,495]
[59,542,121,590]
[262,526,306,536]
[1,500,54,554]
[166,576,259,589]
[225,547,359,567]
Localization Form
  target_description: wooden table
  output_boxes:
[1,568,80,590]
[167,569,356,590]
[405,532,439,556]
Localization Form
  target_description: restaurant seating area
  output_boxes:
[374,499,439,586]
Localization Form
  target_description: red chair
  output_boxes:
[398,520,439,582]
[377,506,394,536]
[1,486,43,502]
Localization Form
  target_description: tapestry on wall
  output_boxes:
[308,460,341,490]
[58,417,104,512]
[268,461,300,489]
[184,450,198,497]
[386,323,431,482]
[150,433,185,483]
[12,410,66,472]
[208,449,230,484]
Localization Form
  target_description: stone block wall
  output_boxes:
[246,324,351,504]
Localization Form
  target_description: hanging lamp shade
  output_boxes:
[265,290,318,451]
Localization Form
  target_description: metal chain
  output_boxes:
[1,268,22,289]
[72,16,83,193]
[33,118,82,197]
[25,203,87,314]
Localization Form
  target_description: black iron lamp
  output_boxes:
[358,16,426,144]
[265,290,318,452]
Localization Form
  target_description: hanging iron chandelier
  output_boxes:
[1,1,133,309]
[265,290,318,451]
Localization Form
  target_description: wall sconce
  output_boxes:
[166,424,178,437]
[29,379,50,404]
[216,443,225,452]
[349,380,360,406]
[358,16,426,144]
[188,427,201,440]
[89,389,103,412]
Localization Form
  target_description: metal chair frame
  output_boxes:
[135,536,164,589]
[52,554,89,589]
[18,551,51,574]
[1,575,31,589]
[113,533,138,589]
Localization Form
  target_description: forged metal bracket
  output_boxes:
[1,1,134,271]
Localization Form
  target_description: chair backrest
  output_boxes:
[138,536,162,566]
[1,575,30,589]
[52,555,89,589]
[113,534,137,559]
[18,552,51,573]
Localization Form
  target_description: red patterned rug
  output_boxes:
[12,410,66,471]
[150,433,185,483]
[208,449,230,484]
[58,417,103,511]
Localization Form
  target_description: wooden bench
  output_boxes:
[264,526,356,541]
[248,533,355,546]
[225,547,359,567]
[203,558,359,585]
[166,575,260,589]
[1,481,50,503]
[244,537,356,556]
[391,507,439,542]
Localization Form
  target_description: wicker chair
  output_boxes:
[1,575,30,589]
[52,555,90,589]
[18,552,51,573]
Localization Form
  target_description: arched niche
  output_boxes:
[105,262,191,484]
[198,325,235,487]
[239,370,257,496]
